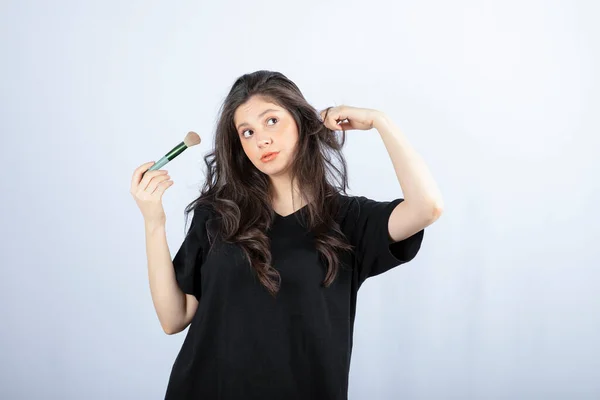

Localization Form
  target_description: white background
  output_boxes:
[1,0,598,398]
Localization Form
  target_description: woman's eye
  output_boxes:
[241,118,277,138]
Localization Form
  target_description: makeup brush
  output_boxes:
[143,131,201,176]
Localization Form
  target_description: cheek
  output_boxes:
[240,140,260,163]
[286,128,300,149]
[280,122,299,145]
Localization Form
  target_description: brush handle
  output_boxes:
[148,156,170,171]
[144,141,187,176]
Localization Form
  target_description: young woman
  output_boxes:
[130,70,443,399]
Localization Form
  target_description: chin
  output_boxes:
[259,166,286,177]
[257,158,291,177]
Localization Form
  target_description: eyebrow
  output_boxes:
[236,108,281,130]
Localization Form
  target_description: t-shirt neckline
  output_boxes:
[274,203,310,219]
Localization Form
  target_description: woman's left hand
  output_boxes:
[319,105,382,131]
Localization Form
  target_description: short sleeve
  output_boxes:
[172,206,211,298]
[342,195,424,286]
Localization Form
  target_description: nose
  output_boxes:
[255,131,272,148]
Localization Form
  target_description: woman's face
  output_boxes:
[233,95,299,178]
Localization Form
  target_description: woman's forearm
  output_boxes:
[144,221,196,334]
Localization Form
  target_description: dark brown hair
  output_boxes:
[185,70,353,297]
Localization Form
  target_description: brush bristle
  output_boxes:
[183,131,201,147]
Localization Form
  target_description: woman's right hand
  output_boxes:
[130,161,174,224]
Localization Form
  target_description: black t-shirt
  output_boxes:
[165,193,424,399]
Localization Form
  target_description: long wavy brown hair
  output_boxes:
[185,70,353,297]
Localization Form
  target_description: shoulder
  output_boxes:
[191,202,215,221]
[188,201,220,245]
[331,193,368,231]
[334,192,390,219]
[333,192,406,236]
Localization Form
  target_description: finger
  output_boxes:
[320,106,336,122]
[145,173,170,195]
[326,114,345,130]
[139,169,169,192]
[337,121,353,131]
[131,161,156,189]
[323,118,337,131]
[139,170,168,192]
[155,178,174,197]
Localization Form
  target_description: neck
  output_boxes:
[269,175,306,210]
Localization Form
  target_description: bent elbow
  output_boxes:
[421,201,443,226]
[161,323,184,335]
[431,202,444,221]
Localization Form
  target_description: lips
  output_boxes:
[261,151,280,161]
